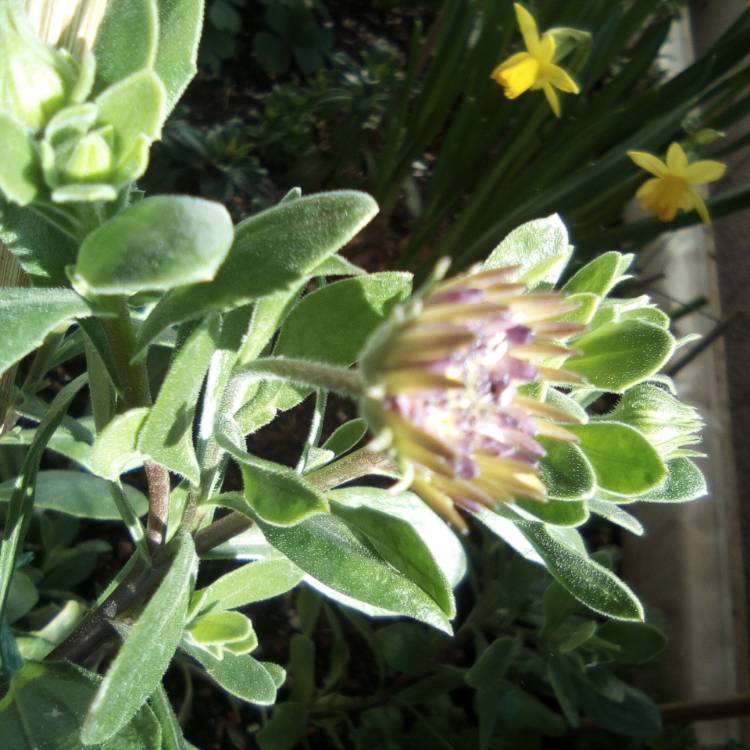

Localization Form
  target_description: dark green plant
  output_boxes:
[253,0,334,77]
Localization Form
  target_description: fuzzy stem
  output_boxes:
[238,357,364,399]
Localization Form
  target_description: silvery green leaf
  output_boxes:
[0,662,162,750]
[0,470,147,519]
[484,215,572,287]
[0,288,91,377]
[565,320,675,393]
[82,533,197,745]
[75,195,234,295]
[136,191,378,353]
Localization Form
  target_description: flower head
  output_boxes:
[360,261,585,532]
[628,142,726,224]
[491,3,580,117]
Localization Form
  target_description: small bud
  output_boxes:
[609,383,703,460]
[58,128,113,183]
[0,3,76,131]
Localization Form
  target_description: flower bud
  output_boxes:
[360,260,586,531]
[609,383,702,460]
[0,3,77,131]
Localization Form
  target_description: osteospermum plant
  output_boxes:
[0,2,707,747]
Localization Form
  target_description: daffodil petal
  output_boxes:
[685,186,710,224]
[543,62,580,94]
[666,142,688,172]
[542,82,561,117]
[635,178,660,200]
[684,159,726,185]
[628,151,668,177]
[492,51,533,75]
[514,3,540,52]
[536,33,556,62]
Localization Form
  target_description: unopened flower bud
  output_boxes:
[0,3,76,131]
[609,383,702,460]
[360,260,586,532]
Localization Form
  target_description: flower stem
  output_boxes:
[238,357,364,399]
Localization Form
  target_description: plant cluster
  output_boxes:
[0,1,729,748]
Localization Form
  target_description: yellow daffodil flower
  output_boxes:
[491,3,580,117]
[628,143,726,224]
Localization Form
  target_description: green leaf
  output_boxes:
[258,513,453,633]
[149,684,186,750]
[633,457,707,503]
[0,470,147,519]
[517,520,644,621]
[93,0,159,93]
[288,633,316,702]
[139,317,219,483]
[596,621,666,664]
[563,252,633,297]
[187,611,256,652]
[91,407,148,480]
[484,215,572,287]
[256,701,307,750]
[514,497,589,527]
[577,676,661,737]
[0,661,161,750]
[193,558,303,613]
[0,113,39,206]
[153,0,205,115]
[0,377,87,638]
[0,288,91,377]
[5,571,37,624]
[181,641,278,706]
[466,637,520,689]
[321,418,367,456]
[331,496,455,618]
[0,197,76,286]
[276,273,412,365]
[375,623,448,676]
[95,70,167,185]
[219,436,329,526]
[82,532,197,745]
[565,320,675,393]
[136,191,378,352]
[587,498,644,536]
[1,418,94,470]
[538,440,595,500]
[566,422,667,496]
[329,487,467,589]
[75,196,234,295]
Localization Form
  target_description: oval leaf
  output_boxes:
[136,191,378,351]
[566,422,667,496]
[0,289,91,377]
[565,320,675,393]
[75,195,234,294]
